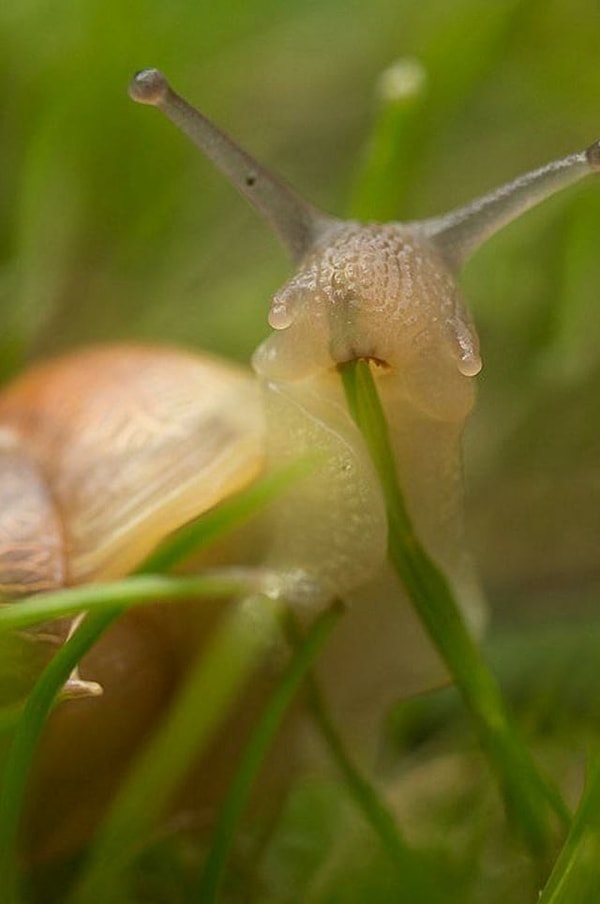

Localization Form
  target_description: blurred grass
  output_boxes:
[538,759,600,903]
[2,0,600,901]
[69,593,283,904]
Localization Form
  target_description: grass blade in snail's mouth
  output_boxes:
[340,357,570,858]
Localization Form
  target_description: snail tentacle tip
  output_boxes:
[129,68,171,106]
[458,353,483,378]
[268,299,294,331]
[586,139,600,171]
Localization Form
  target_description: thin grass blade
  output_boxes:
[538,758,600,903]
[0,572,269,633]
[70,594,282,904]
[196,603,343,903]
[0,608,120,904]
[341,358,569,857]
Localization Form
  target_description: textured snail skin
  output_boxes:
[254,223,483,736]
[263,222,480,392]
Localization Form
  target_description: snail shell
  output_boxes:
[0,344,263,596]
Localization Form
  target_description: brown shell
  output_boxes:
[0,344,265,594]
[0,435,65,597]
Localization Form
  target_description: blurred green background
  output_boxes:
[1,0,599,619]
[1,1,600,899]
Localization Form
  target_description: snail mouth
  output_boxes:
[335,355,391,373]
[327,322,391,372]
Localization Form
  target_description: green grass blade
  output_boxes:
[0,466,301,899]
[70,594,282,904]
[280,616,447,901]
[539,758,600,903]
[341,359,568,856]
[0,608,120,904]
[0,701,23,737]
[0,571,268,633]
[196,603,343,903]
[302,664,448,903]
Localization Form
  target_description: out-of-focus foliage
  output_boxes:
[2,0,600,901]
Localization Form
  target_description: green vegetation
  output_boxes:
[1,1,600,901]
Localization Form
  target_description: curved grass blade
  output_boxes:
[0,571,270,633]
[0,701,23,737]
[539,758,600,904]
[0,608,119,904]
[301,661,448,903]
[341,359,569,857]
[196,603,343,903]
[0,463,303,900]
[69,594,281,904]
[277,612,448,903]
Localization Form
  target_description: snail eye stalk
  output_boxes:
[129,68,334,262]
[423,138,600,269]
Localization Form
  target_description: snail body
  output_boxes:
[252,222,483,721]
[2,68,599,861]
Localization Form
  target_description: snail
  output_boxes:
[2,68,599,862]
